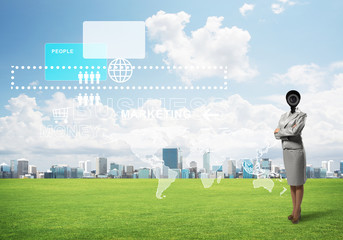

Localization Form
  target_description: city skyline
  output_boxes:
[1,1,343,181]
[2,152,342,179]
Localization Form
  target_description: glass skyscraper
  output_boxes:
[163,148,181,169]
[96,157,107,175]
[203,151,210,173]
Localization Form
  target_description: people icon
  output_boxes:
[78,71,83,84]
[84,71,89,84]
[89,93,94,106]
[83,93,89,106]
[77,93,83,107]
[76,93,101,107]
[90,71,95,84]
[96,71,100,84]
[95,93,101,106]
[77,71,101,84]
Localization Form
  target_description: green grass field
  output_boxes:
[1,178,342,240]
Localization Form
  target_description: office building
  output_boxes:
[79,161,85,170]
[181,169,190,178]
[50,165,71,178]
[306,165,314,178]
[44,171,53,178]
[203,150,210,173]
[110,162,119,170]
[321,161,328,170]
[28,165,37,178]
[17,158,29,177]
[108,169,119,177]
[223,158,236,178]
[0,163,11,178]
[96,157,107,176]
[189,161,197,178]
[71,167,84,178]
[163,148,182,170]
[0,163,10,172]
[280,168,287,179]
[327,160,335,174]
[85,160,91,173]
[138,168,150,178]
[320,168,327,178]
[126,165,134,174]
[314,168,321,178]
[261,158,272,171]
[10,160,18,178]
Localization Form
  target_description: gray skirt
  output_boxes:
[283,149,307,186]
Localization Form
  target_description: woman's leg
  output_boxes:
[290,185,296,215]
[294,185,304,218]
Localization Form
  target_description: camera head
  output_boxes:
[286,90,301,113]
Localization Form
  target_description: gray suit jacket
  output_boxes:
[274,110,307,150]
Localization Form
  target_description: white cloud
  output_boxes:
[270,63,326,92]
[239,3,255,16]
[330,61,343,70]
[333,73,343,88]
[271,3,285,14]
[145,11,258,84]
[270,61,343,92]
[271,0,297,14]
[2,65,343,171]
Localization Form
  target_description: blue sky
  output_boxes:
[0,0,343,171]
[1,0,342,106]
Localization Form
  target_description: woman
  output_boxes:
[274,90,307,224]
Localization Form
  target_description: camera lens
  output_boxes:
[287,94,299,106]
[289,96,297,103]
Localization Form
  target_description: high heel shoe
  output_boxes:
[292,216,300,224]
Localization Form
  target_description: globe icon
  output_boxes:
[108,58,133,83]
[242,160,254,174]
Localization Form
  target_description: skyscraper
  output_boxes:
[189,161,197,178]
[0,163,11,178]
[340,160,343,173]
[223,158,236,178]
[138,168,150,178]
[126,165,134,177]
[327,160,334,173]
[261,158,272,171]
[10,160,18,178]
[163,148,180,169]
[110,162,119,170]
[17,158,28,177]
[85,160,91,173]
[203,150,210,173]
[28,165,37,178]
[326,160,334,177]
[322,161,328,170]
[79,161,85,170]
[96,157,107,175]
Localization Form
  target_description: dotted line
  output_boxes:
[11,85,228,90]
[10,65,229,90]
[11,65,228,70]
